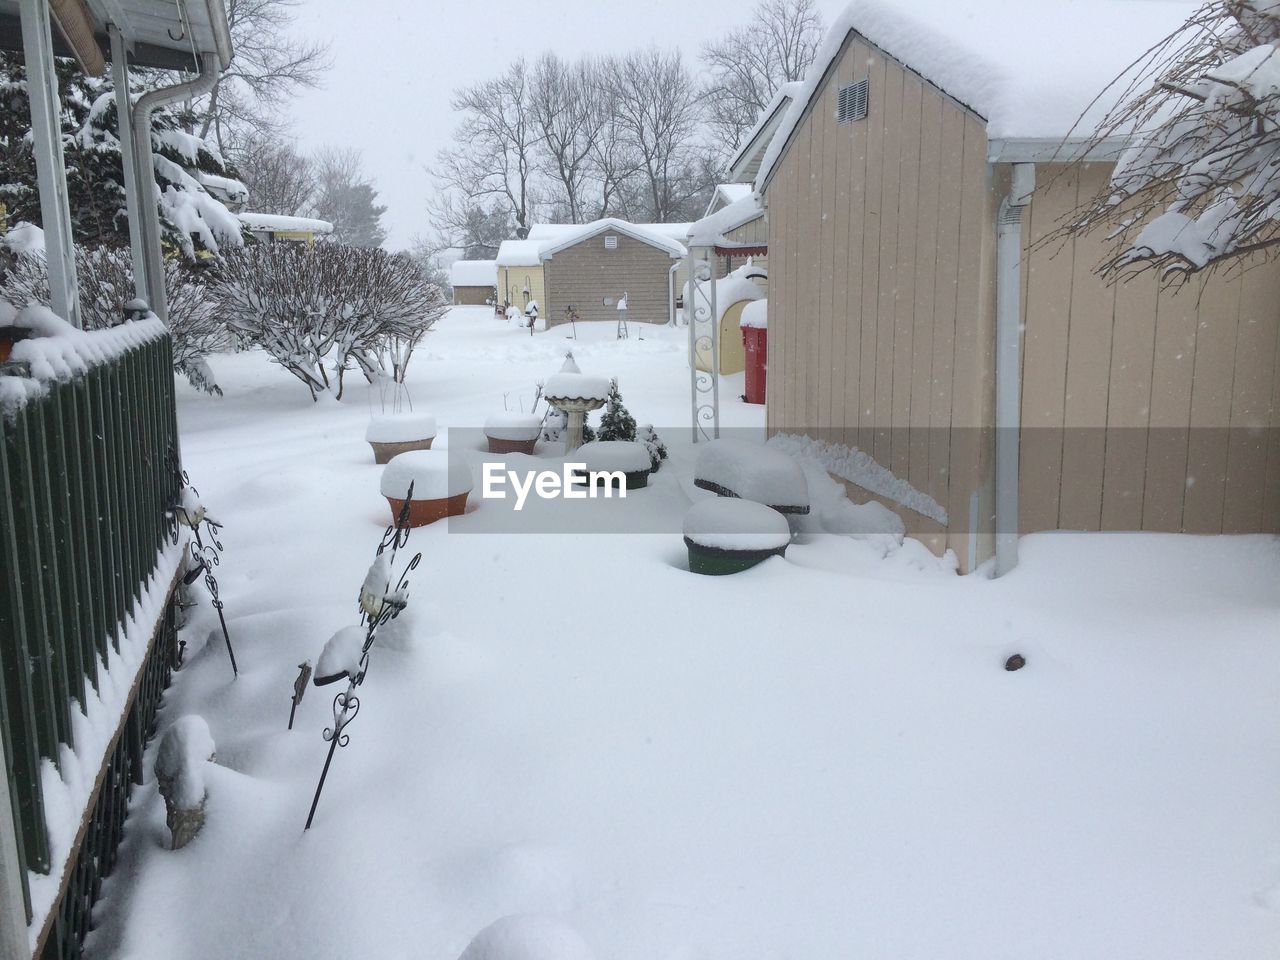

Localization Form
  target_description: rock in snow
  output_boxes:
[458,915,595,960]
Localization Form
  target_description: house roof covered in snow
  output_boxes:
[496,239,545,267]
[704,183,754,217]
[689,193,765,248]
[527,221,692,245]
[449,259,497,287]
[538,218,687,260]
[757,0,1197,189]
[238,212,333,235]
[728,81,803,183]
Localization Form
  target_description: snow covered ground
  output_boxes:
[87,307,1280,959]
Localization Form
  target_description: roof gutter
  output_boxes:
[129,49,221,321]
[988,136,1129,164]
[995,162,1035,577]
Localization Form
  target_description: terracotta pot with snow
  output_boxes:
[365,413,437,464]
[484,413,542,455]
[573,439,654,490]
[683,498,791,575]
[380,450,473,527]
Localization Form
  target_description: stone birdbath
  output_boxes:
[543,353,609,453]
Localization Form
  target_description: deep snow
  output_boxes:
[85,307,1280,960]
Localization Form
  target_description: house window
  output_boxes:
[604,235,618,250]
[838,78,869,123]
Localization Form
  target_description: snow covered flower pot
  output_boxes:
[693,438,810,515]
[365,413,437,464]
[380,450,473,527]
[574,439,653,490]
[484,413,543,455]
[683,498,791,575]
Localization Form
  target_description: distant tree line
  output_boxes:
[426,0,823,259]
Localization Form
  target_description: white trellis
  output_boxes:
[685,246,720,442]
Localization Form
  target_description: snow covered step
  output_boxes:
[484,413,543,454]
[573,440,654,489]
[682,497,791,575]
[365,412,437,464]
[380,450,473,526]
[693,438,810,514]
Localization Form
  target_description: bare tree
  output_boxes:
[607,49,713,221]
[433,60,542,238]
[701,0,823,153]
[424,195,513,259]
[312,147,388,249]
[1060,1,1280,275]
[194,0,331,150]
[530,54,609,223]
[228,132,316,215]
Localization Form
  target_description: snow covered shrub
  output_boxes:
[596,379,637,442]
[210,243,448,400]
[638,423,668,472]
[0,245,226,394]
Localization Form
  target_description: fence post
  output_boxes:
[0,731,29,960]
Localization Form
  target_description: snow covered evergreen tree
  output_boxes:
[597,378,637,442]
[638,423,668,472]
[0,52,243,258]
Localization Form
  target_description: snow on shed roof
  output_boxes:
[496,239,544,267]
[532,219,688,260]
[238,212,333,235]
[757,0,1197,189]
[449,259,497,287]
[528,220,693,245]
[705,183,753,215]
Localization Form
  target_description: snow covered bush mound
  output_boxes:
[365,412,437,443]
[1,244,227,394]
[211,243,448,401]
[458,915,595,960]
[381,450,474,501]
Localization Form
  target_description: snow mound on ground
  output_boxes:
[154,715,216,810]
[485,413,543,441]
[575,440,652,473]
[768,432,946,524]
[458,915,595,960]
[365,413,437,443]
[683,498,791,551]
[694,438,808,510]
[381,450,474,500]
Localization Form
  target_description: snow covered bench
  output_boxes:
[683,498,791,575]
[693,438,810,514]
[365,412,437,464]
[380,450,473,526]
[484,413,543,455]
[573,440,654,490]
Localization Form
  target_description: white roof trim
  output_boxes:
[538,218,687,260]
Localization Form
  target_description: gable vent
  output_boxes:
[838,78,869,123]
[604,235,618,250]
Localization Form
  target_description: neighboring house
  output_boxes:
[495,239,545,314]
[688,192,769,280]
[756,0,1280,573]
[449,259,497,305]
[499,220,687,328]
[238,212,333,246]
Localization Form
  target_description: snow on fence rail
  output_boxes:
[0,331,187,958]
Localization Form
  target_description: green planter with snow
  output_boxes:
[683,498,791,575]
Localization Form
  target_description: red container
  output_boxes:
[743,325,768,405]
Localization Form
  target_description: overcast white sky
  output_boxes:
[283,0,848,250]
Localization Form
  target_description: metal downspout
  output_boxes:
[129,52,220,321]
[995,163,1034,577]
[108,24,146,291]
[667,260,678,327]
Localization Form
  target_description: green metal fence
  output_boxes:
[0,332,183,959]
